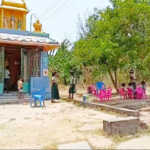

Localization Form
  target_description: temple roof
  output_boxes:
[0,31,59,51]
[0,33,51,43]
[3,0,24,4]
[1,0,27,10]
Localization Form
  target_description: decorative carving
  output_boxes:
[4,17,8,28]
[17,19,22,30]
[10,16,15,29]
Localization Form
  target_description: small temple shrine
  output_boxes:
[0,0,59,98]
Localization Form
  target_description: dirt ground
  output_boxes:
[0,101,117,149]
[0,86,150,149]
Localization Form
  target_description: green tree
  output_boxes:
[49,39,81,85]
[74,0,150,91]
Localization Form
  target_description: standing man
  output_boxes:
[129,69,136,82]
[4,66,10,93]
[69,71,76,99]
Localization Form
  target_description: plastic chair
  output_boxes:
[98,89,106,101]
[96,82,105,90]
[88,85,96,95]
[119,88,127,99]
[136,87,144,99]
[90,85,96,96]
[127,88,134,99]
[96,82,105,95]
[105,88,112,100]
[31,90,46,107]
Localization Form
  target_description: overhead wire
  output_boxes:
[41,0,68,23]
[39,0,60,18]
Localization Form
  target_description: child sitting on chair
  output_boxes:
[127,82,133,99]
[120,83,127,99]
[17,78,24,100]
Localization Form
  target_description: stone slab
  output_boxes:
[104,116,138,122]
[58,141,92,150]
[103,117,140,136]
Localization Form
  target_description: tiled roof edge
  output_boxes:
[0,29,50,38]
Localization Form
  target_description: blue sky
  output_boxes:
[26,0,111,43]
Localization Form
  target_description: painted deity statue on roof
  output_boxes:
[33,20,42,33]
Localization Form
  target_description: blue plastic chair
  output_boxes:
[31,89,46,107]
[96,82,105,94]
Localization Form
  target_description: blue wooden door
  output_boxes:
[30,51,51,99]
[40,52,51,99]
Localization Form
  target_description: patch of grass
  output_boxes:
[107,125,150,148]
[85,125,150,149]
[61,97,70,101]
[138,126,150,136]
[92,128,106,136]
[111,134,134,144]
[74,102,83,107]
[0,124,7,130]
[96,108,127,117]
[42,143,58,150]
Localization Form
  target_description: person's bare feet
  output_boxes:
[51,100,60,103]
[51,100,55,103]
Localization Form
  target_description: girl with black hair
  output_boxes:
[51,72,60,102]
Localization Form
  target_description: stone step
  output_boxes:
[0,94,31,96]
[0,97,32,101]
[0,94,31,98]
[0,94,32,104]
[0,99,30,105]
[0,95,31,98]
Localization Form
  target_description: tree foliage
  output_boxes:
[49,39,81,85]
[74,0,150,91]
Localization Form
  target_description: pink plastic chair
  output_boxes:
[88,85,97,96]
[98,89,106,101]
[105,88,112,100]
[138,85,147,99]
[98,88,112,101]
[127,88,134,99]
[119,88,127,99]
[136,87,145,99]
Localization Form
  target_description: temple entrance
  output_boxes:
[5,47,21,92]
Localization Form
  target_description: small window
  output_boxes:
[28,50,41,77]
